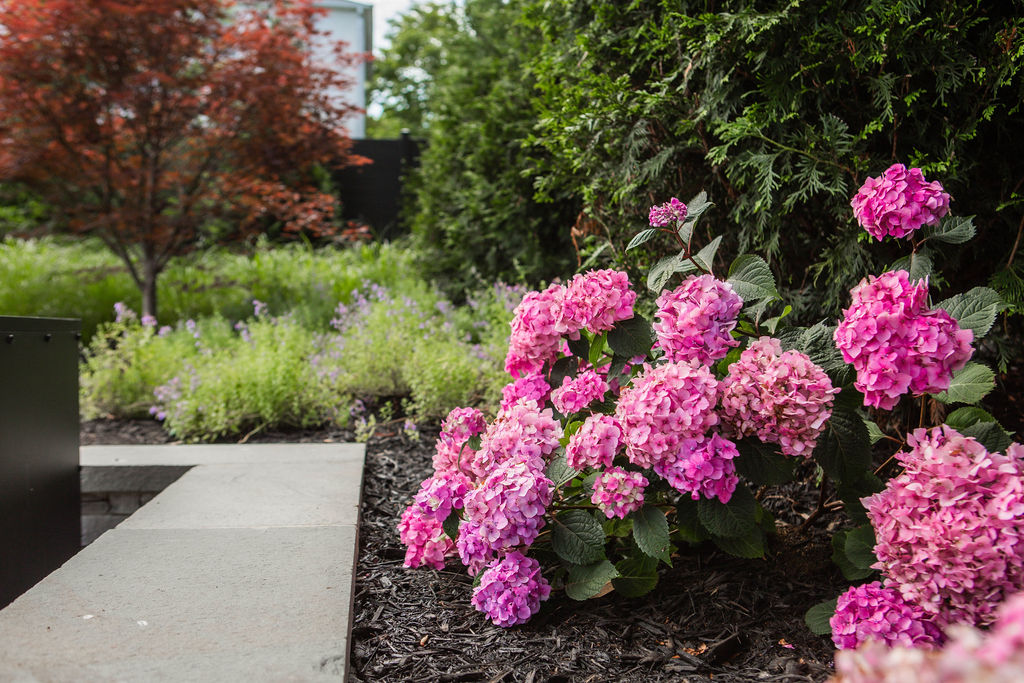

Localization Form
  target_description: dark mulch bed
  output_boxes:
[83,418,847,682]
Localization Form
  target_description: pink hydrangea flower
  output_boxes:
[719,337,839,457]
[831,581,943,650]
[563,269,637,334]
[551,369,609,415]
[653,275,743,364]
[615,361,720,470]
[653,432,739,503]
[433,406,487,478]
[441,407,487,444]
[398,507,453,570]
[591,467,648,519]
[649,197,688,227]
[834,271,973,409]
[409,471,472,521]
[505,283,577,378]
[851,164,950,240]
[565,413,622,470]
[863,426,1024,628]
[500,374,551,412]
[467,402,562,479]
[471,551,551,627]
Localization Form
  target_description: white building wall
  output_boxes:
[313,1,372,139]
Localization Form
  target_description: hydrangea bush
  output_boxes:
[399,169,1016,638]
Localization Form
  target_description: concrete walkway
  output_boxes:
[0,443,365,682]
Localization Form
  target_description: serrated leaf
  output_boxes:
[945,406,998,430]
[690,235,723,273]
[805,598,839,636]
[764,304,792,334]
[925,215,976,244]
[627,228,661,251]
[712,528,765,558]
[727,254,778,302]
[686,190,712,219]
[813,388,872,483]
[567,335,590,360]
[865,420,885,444]
[831,531,875,581]
[936,287,1004,339]
[933,362,996,404]
[909,249,933,281]
[612,554,660,598]
[648,253,684,292]
[552,510,606,565]
[466,435,482,451]
[674,497,709,543]
[633,505,672,564]
[546,451,581,488]
[697,485,757,538]
[442,509,460,541]
[565,559,620,600]
[734,438,797,485]
[607,316,655,358]
[835,471,884,525]
[548,355,578,392]
[844,525,878,569]
[961,421,1014,453]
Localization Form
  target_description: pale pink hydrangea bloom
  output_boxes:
[719,337,839,457]
[505,283,577,378]
[831,581,943,650]
[408,471,472,521]
[457,460,553,574]
[863,426,1024,628]
[466,402,562,479]
[648,197,688,227]
[834,271,973,409]
[614,361,720,470]
[653,274,743,364]
[563,269,637,334]
[653,433,739,503]
[851,164,950,241]
[591,467,648,519]
[432,406,487,478]
[565,414,622,470]
[397,507,453,570]
[441,407,487,444]
[500,374,551,412]
[551,369,609,415]
[471,551,551,627]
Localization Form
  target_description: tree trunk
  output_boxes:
[141,259,158,321]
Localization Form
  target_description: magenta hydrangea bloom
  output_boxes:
[615,361,720,470]
[831,581,943,650]
[467,402,562,479]
[863,426,1024,628]
[500,374,552,412]
[653,433,739,503]
[471,551,551,627]
[653,274,743,364]
[851,164,950,240]
[551,369,609,415]
[565,414,622,470]
[505,283,577,378]
[591,467,648,519]
[649,197,688,227]
[563,269,637,334]
[397,506,453,570]
[977,592,1024,665]
[719,337,839,457]
[409,471,472,521]
[834,271,973,409]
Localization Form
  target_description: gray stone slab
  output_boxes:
[80,443,364,467]
[0,526,356,681]
[119,461,364,530]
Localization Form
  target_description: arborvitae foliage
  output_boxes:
[525,0,1024,318]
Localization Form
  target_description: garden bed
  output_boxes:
[82,418,849,682]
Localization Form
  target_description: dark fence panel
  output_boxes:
[334,133,421,241]
[0,317,80,607]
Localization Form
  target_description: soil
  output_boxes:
[82,418,849,682]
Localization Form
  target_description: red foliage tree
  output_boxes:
[0,0,366,317]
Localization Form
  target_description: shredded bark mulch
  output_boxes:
[81,419,847,682]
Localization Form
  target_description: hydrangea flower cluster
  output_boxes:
[653,433,739,504]
[591,467,648,519]
[834,270,973,409]
[468,402,562,479]
[831,581,943,650]
[851,163,950,240]
[432,407,487,477]
[648,197,688,227]
[500,374,551,412]
[563,269,637,334]
[653,274,743,364]
[831,592,1024,683]
[551,369,609,415]
[863,426,1024,628]
[565,414,622,470]
[719,337,839,457]
[471,552,552,627]
[458,460,553,575]
[615,361,719,470]
[397,506,452,570]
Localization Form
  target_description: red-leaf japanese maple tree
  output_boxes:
[0,0,366,318]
